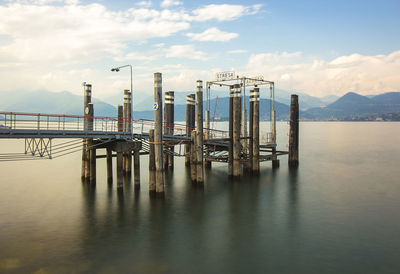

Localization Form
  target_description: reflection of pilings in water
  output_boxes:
[288,166,299,231]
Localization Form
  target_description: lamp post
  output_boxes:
[111,64,133,138]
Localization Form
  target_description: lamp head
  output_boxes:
[111,68,120,72]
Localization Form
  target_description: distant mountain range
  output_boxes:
[0,90,399,121]
[306,92,400,119]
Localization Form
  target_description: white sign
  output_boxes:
[152,103,159,110]
[216,71,236,81]
[246,76,264,85]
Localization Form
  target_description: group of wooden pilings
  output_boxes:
[81,73,300,195]
[81,84,141,190]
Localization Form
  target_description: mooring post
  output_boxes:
[271,85,279,168]
[288,94,299,167]
[81,84,92,180]
[118,105,123,132]
[154,72,164,194]
[185,94,195,166]
[149,129,156,193]
[233,84,242,178]
[87,103,96,183]
[106,147,113,183]
[117,149,123,189]
[164,91,174,170]
[204,83,211,169]
[228,85,234,177]
[123,89,132,175]
[252,87,260,174]
[190,130,197,182]
[248,89,255,172]
[134,150,140,188]
[196,80,204,183]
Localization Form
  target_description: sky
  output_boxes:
[0,0,399,100]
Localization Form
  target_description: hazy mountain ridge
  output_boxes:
[0,90,398,121]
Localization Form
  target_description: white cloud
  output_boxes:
[228,49,248,54]
[136,1,152,8]
[187,27,238,42]
[160,0,182,8]
[245,50,400,97]
[164,45,207,60]
[191,4,262,21]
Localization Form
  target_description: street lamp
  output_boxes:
[111,64,133,137]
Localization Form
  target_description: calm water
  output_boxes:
[0,122,400,273]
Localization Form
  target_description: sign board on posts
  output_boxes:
[245,76,264,86]
[215,71,236,81]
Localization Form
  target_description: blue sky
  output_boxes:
[0,0,399,99]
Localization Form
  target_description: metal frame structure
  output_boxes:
[206,76,277,146]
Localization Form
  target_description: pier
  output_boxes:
[0,72,299,194]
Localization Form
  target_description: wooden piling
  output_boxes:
[252,88,260,174]
[118,105,123,132]
[248,89,254,172]
[117,150,123,188]
[164,91,174,170]
[228,86,234,177]
[232,84,242,178]
[185,94,195,166]
[154,72,164,194]
[86,103,96,183]
[204,83,211,169]
[123,89,132,175]
[81,84,91,180]
[134,151,140,188]
[149,129,156,193]
[288,94,299,167]
[190,130,197,182]
[106,147,113,183]
[196,80,204,183]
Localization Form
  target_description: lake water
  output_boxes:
[0,122,400,273]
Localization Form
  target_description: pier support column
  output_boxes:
[87,103,96,183]
[248,89,255,172]
[149,129,156,193]
[190,130,197,182]
[106,147,113,183]
[134,150,140,189]
[288,94,299,167]
[232,84,242,178]
[252,88,260,174]
[81,84,92,181]
[228,86,234,177]
[154,72,164,195]
[117,149,123,189]
[164,91,174,170]
[123,89,132,175]
[185,94,195,166]
[196,80,204,183]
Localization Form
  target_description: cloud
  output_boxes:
[136,0,152,8]
[164,45,207,60]
[245,50,400,97]
[191,4,262,21]
[187,27,238,42]
[160,0,182,8]
[228,49,248,54]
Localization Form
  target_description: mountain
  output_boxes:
[0,90,116,116]
[306,91,400,119]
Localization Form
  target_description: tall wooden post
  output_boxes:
[185,94,195,166]
[149,129,156,193]
[228,86,234,177]
[190,130,197,182]
[232,84,242,178]
[196,80,204,183]
[123,89,132,175]
[248,89,255,172]
[154,72,164,194]
[81,84,91,180]
[252,88,260,174]
[134,151,140,188]
[288,94,299,167]
[164,91,174,170]
[117,105,124,188]
[204,83,211,169]
[106,147,113,183]
[87,103,96,183]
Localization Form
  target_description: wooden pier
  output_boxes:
[0,72,300,194]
